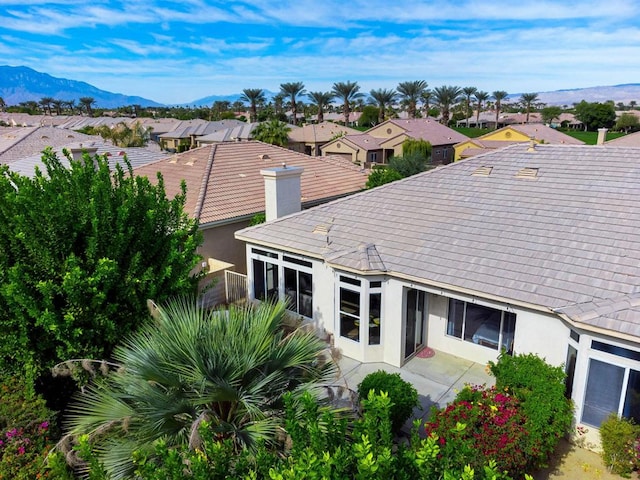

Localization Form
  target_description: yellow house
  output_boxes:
[454,124,585,160]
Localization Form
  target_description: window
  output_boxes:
[250,249,314,318]
[370,152,378,163]
[338,276,383,345]
[447,299,515,353]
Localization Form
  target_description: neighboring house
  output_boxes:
[236,143,640,445]
[133,141,368,303]
[196,122,259,146]
[321,118,469,166]
[287,121,360,156]
[457,112,582,130]
[158,119,245,152]
[0,126,100,165]
[454,124,584,160]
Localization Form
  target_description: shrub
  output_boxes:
[425,385,529,475]
[489,352,574,469]
[0,376,57,479]
[357,370,419,433]
[599,413,640,477]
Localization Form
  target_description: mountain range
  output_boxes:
[1,65,639,109]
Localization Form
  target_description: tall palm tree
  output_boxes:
[519,92,539,123]
[421,89,433,117]
[280,82,305,126]
[252,119,292,147]
[0,96,6,112]
[331,81,363,126]
[63,100,76,115]
[306,91,334,123]
[492,90,508,129]
[433,85,462,126]
[79,97,96,117]
[461,87,477,126]
[51,99,63,116]
[240,88,266,123]
[474,91,490,128]
[369,88,398,124]
[67,299,335,479]
[39,96,53,115]
[397,80,428,119]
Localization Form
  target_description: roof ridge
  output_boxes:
[193,144,216,220]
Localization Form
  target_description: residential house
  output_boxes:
[196,122,259,147]
[287,122,360,156]
[236,143,640,446]
[454,124,584,160]
[321,118,469,166]
[158,119,245,152]
[606,130,640,146]
[133,141,368,304]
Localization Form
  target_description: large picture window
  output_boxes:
[447,299,515,353]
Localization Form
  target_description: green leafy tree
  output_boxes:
[280,82,306,126]
[358,105,380,128]
[66,299,335,479]
[252,119,291,147]
[240,88,266,123]
[541,106,563,125]
[366,166,404,189]
[0,149,203,382]
[492,90,508,129]
[615,112,640,133]
[434,85,462,126]
[519,92,539,123]
[370,88,398,124]
[397,80,428,119]
[332,80,363,126]
[573,100,617,131]
[306,91,334,123]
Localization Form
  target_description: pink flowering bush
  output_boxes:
[424,385,529,475]
[0,377,57,479]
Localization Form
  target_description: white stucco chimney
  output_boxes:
[597,128,608,145]
[69,145,99,161]
[260,164,304,221]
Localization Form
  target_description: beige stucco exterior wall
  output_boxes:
[367,121,406,139]
[199,219,253,274]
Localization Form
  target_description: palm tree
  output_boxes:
[461,87,477,126]
[331,81,363,126]
[280,82,305,126]
[252,119,292,147]
[474,91,490,128]
[433,85,462,126]
[0,96,6,112]
[39,96,53,115]
[421,89,433,117]
[519,92,539,123]
[240,88,266,123]
[369,88,398,124]
[66,299,335,479]
[51,99,63,116]
[397,80,428,119]
[306,91,334,123]
[63,100,76,115]
[79,97,96,117]
[492,90,508,129]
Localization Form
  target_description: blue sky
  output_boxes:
[1,0,639,105]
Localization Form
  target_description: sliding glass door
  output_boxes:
[405,288,426,359]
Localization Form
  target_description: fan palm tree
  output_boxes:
[39,96,53,115]
[461,87,477,126]
[0,96,6,112]
[492,90,508,129]
[280,82,306,126]
[369,88,398,124]
[474,91,490,128]
[331,81,363,126]
[421,89,433,117]
[240,88,266,123]
[51,99,63,116]
[433,85,462,126]
[66,299,335,479]
[519,92,539,123]
[306,91,334,123]
[397,80,428,119]
[252,119,292,147]
[79,96,96,117]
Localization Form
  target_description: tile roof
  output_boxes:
[197,123,259,143]
[606,131,640,146]
[288,122,361,143]
[133,141,368,225]
[386,118,469,145]
[159,120,245,139]
[237,144,640,337]
[0,126,100,164]
[505,124,584,144]
[7,140,167,177]
[339,134,384,150]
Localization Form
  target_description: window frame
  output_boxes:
[337,274,383,345]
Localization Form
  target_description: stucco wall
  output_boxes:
[200,219,253,274]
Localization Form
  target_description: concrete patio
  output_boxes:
[333,349,495,428]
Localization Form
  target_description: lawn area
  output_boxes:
[452,126,492,138]
[561,129,625,144]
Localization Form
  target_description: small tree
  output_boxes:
[252,119,291,147]
[616,112,640,133]
[574,100,616,131]
[541,106,563,125]
[0,149,203,382]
